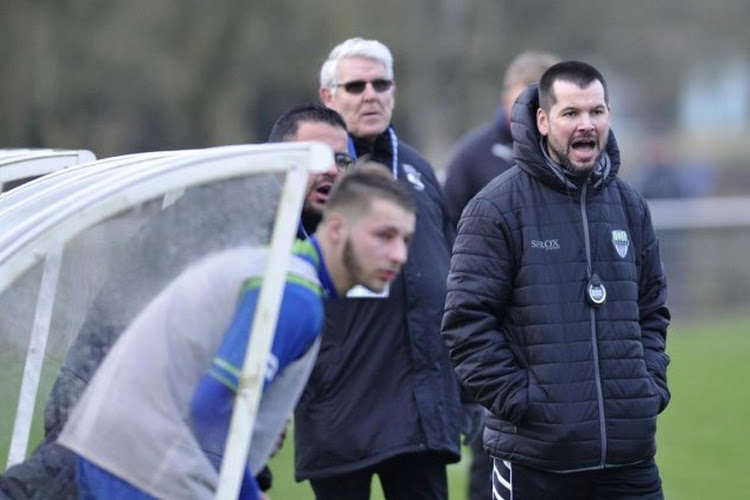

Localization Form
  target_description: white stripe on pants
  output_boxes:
[491,458,512,500]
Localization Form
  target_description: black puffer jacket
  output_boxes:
[295,129,463,479]
[441,85,671,472]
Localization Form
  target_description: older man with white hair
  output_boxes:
[293,37,476,500]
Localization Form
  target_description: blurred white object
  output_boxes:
[0,141,331,500]
[0,149,96,193]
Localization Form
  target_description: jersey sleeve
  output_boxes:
[187,277,323,472]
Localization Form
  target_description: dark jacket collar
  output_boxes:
[351,128,395,163]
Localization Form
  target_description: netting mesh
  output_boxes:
[0,172,282,461]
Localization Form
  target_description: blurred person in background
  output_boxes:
[443,50,560,230]
[638,135,692,200]
[293,37,475,500]
[0,103,353,500]
[638,134,696,313]
[442,61,671,499]
[441,49,559,500]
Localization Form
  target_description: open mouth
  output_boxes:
[571,138,597,154]
[310,183,333,205]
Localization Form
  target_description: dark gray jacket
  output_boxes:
[294,130,463,479]
[442,85,671,472]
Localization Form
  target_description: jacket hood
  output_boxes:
[510,83,621,192]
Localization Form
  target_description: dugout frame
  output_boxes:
[0,142,331,499]
[0,149,96,193]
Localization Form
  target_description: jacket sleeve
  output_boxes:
[399,142,456,249]
[441,196,528,424]
[638,204,671,413]
[188,286,263,470]
[189,281,321,469]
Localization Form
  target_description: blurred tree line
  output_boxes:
[1,0,749,174]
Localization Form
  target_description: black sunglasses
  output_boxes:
[334,152,355,170]
[334,79,393,95]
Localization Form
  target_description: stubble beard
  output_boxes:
[342,237,381,292]
[343,237,363,287]
[548,137,603,175]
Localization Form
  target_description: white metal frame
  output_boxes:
[214,151,309,499]
[0,149,96,193]
[649,196,750,230]
[0,142,331,500]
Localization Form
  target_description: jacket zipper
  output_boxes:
[579,182,607,468]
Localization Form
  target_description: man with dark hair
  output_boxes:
[268,102,348,143]
[443,60,671,498]
[268,103,354,237]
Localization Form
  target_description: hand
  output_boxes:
[461,402,486,446]
[269,418,291,458]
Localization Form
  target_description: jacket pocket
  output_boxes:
[638,359,667,415]
[486,417,517,435]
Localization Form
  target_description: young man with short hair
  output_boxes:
[58,164,417,500]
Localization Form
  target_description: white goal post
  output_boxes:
[0,149,96,193]
[649,196,750,230]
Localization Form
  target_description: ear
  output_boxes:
[502,82,524,115]
[501,91,514,116]
[324,212,347,244]
[320,86,333,107]
[536,107,549,136]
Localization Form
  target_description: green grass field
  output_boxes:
[3,314,748,499]
[655,313,750,499]
[267,314,750,499]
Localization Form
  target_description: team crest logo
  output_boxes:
[402,163,425,191]
[611,229,629,258]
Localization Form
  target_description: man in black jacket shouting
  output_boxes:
[442,61,671,499]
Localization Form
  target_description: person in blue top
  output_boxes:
[57,163,417,500]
